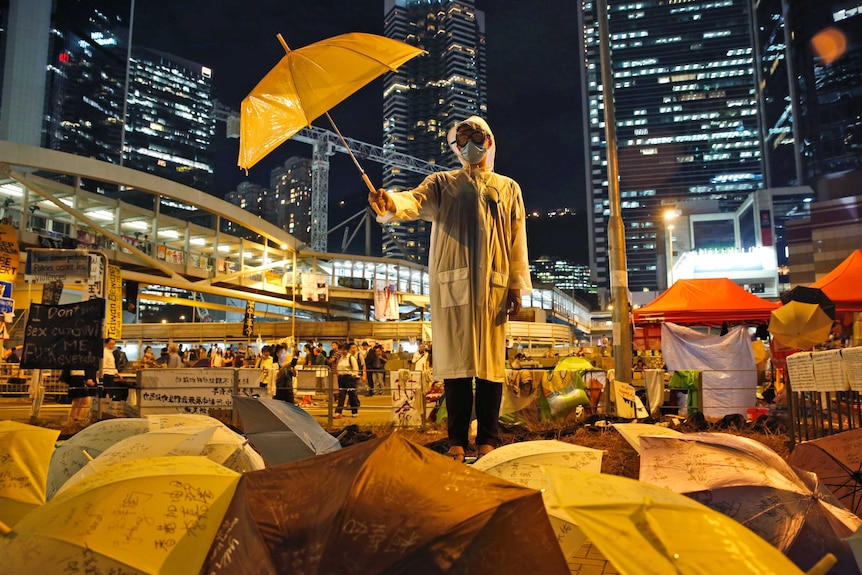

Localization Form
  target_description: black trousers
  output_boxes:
[335,375,360,415]
[443,377,502,450]
[103,374,127,401]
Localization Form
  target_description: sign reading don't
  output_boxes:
[21,298,105,369]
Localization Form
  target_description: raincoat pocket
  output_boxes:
[438,267,470,308]
[488,271,509,311]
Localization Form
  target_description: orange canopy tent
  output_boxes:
[810,249,862,313]
[633,278,780,327]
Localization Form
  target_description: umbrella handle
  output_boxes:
[805,553,836,575]
[0,520,9,535]
[324,112,377,195]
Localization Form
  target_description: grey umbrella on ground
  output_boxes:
[233,395,341,466]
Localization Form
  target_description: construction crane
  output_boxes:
[216,102,451,253]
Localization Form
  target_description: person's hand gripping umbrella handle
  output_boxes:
[368,187,395,217]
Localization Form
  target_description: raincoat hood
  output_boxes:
[449,115,496,171]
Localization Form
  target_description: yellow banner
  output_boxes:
[0,224,20,281]
[106,264,123,339]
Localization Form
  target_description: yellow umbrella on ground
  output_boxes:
[612,422,683,455]
[0,456,240,575]
[239,31,426,189]
[768,300,834,350]
[545,467,811,575]
[0,420,59,529]
[47,418,150,499]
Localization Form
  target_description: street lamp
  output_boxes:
[664,210,679,287]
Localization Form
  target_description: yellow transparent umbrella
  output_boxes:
[56,425,262,496]
[0,456,241,575]
[768,300,834,350]
[239,31,425,191]
[545,467,811,575]
[0,420,59,530]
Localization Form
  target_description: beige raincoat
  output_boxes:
[379,117,531,383]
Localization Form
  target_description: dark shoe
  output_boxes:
[445,446,465,463]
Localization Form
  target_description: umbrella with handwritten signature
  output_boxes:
[46,417,150,499]
[0,420,59,530]
[55,425,262,496]
[201,434,569,575]
[0,456,241,575]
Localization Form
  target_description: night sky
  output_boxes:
[135,1,585,210]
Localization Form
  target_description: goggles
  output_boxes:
[451,127,488,148]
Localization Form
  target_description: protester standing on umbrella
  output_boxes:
[369,116,532,461]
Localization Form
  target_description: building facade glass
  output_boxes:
[582,0,764,292]
[124,47,215,194]
[45,0,131,174]
[382,0,487,264]
[270,156,313,246]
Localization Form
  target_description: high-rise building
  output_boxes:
[581,0,764,293]
[124,47,216,195]
[224,181,269,239]
[529,256,596,295]
[270,156,313,246]
[43,0,131,171]
[382,0,486,264]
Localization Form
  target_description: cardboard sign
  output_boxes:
[21,298,105,369]
[0,225,19,280]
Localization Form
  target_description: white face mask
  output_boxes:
[460,141,487,165]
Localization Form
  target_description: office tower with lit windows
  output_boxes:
[42,0,131,171]
[270,156,313,246]
[224,181,269,237]
[124,47,215,194]
[581,0,764,293]
[529,256,596,295]
[382,0,486,264]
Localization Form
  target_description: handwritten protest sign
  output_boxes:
[21,298,105,369]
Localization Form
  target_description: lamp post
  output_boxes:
[664,210,679,288]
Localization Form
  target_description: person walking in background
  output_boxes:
[256,346,274,394]
[365,344,387,396]
[100,338,126,401]
[166,343,183,368]
[274,343,297,404]
[369,116,531,462]
[234,343,246,368]
[333,342,360,419]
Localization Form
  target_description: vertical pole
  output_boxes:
[597,0,632,384]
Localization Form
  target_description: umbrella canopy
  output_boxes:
[146,413,265,471]
[200,434,569,575]
[612,422,683,455]
[769,300,834,350]
[0,421,59,528]
[780,286,836,320]
[471,439,603,474]
[233,395,340,465]
[239,32,425,171]
[56,425,258,496]
[546,467,807,575]
[47,418,150,499]
[470,444,600,563]
[0,456,240,575]
[639,432,861,575]
[788,428,862,516]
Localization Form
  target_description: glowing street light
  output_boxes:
[664,210,680,287]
